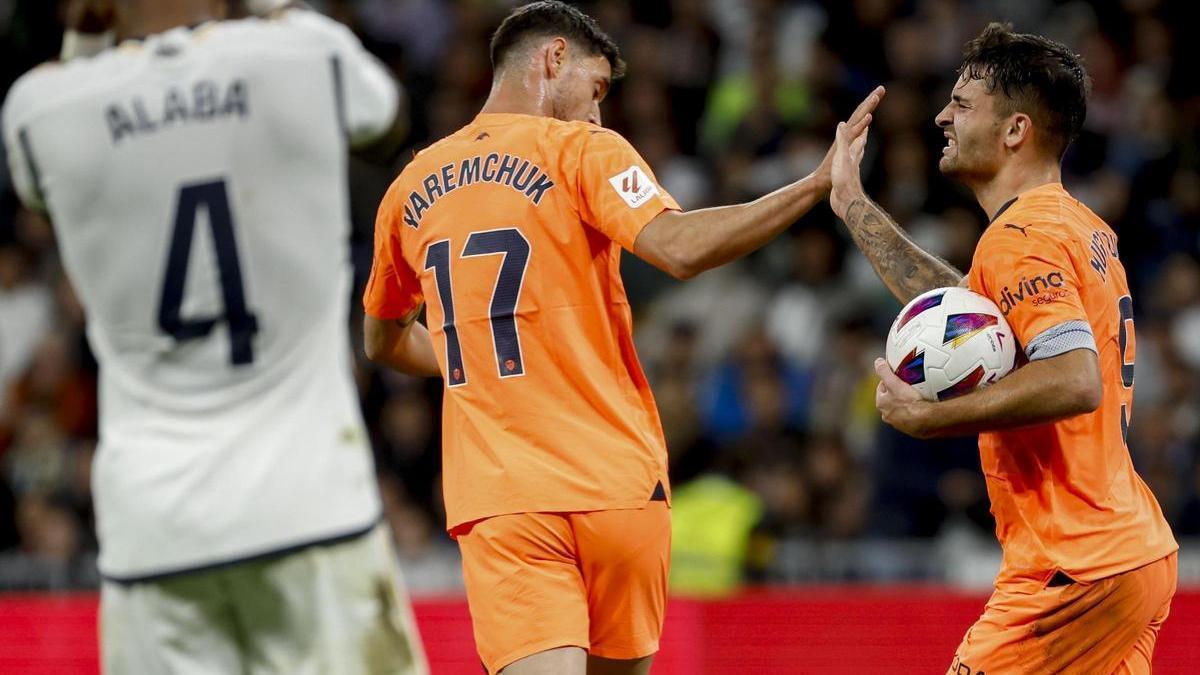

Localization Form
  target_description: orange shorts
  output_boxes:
[948,552,1177,675]
[455,501,670,674]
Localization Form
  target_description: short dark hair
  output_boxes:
[490,1,625,79]
[958,22,1090,158]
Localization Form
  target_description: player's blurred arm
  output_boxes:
[2,84,47,215]
[274,5,403,151]
[236,1,406,158]
[828,119,963,304]
[633,87,885,280]
[873,348,1102,439]
[61,0,115,60]
[363,311,440,378]
[243,0,300,15]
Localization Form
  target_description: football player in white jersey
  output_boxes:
[2,0,428,672]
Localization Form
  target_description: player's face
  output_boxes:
[550,52,611,126]
[935,75,1006,183]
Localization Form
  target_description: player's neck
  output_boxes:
[478,72,553,118]
[973,159,1062,222]
[120,5,220,41]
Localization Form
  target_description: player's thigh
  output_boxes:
[950,591,1132,675]
[946,588,1034,675]
[457,511,590,675]
[1111,554,1177,675]
[572,501,671,661]
[1038,556,1177,674]
[226,525,427,675]
[101,574,242,675]
[950,556,1178,675]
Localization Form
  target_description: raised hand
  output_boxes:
[813,85,885,193]
[829,108,875,219]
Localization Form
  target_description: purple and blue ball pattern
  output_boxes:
[896,348,926,385]
[897,292,945,331]
[942,312,999,346]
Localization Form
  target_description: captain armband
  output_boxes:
[1025,320,1097,361]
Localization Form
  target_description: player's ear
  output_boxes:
[543,37,568,79]
[1004,112,1033,151]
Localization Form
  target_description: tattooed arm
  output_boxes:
[828,122,963,304]
[840,196,964,303]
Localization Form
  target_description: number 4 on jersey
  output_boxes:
[158,179,259,365]
[425,228,530,387]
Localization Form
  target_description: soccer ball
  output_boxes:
[885,287,1016,401]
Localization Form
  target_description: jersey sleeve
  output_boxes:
[364,188,423,320]
[968,225,1096,361]
[280,10,399,148]
[1,74,48,213]
[575,129,680,251]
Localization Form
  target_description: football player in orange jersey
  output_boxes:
[829,23,1177,675]
[361,2,881,673]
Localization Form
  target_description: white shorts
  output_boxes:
[100,524,428,675]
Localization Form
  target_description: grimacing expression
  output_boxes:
[549,50,611,126]
[934,75,1007,183]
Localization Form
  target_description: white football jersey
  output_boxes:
[1,11,398,580]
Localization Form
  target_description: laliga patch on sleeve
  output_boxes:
[608,165,660,209]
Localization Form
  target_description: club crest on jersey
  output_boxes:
[608,165,659,208]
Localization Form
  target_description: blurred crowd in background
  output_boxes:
[1,0,1198,594]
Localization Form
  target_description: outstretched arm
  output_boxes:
[633,86,886,280]
[840,197,964,302]
[828,122,963,304]
[633,174,831,279]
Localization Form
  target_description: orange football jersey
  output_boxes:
[365,113,679,530]
[967,183,1177,587]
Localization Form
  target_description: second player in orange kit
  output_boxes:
[828,23,1177,675]
[362,2,883,674]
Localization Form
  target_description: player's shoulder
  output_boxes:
[999,184,1063,220]
[383,133,465,204]
[559,120,630,147]
[184,10,362,69]
[1007,183,1098,227]
[533,121,635,176]
[400,125,478,178]
[1,48,132,130]
[402,113,579,167]
[552,118,612,136]
[491,116,625,150]
[2,63,61,128]
[978,220,1070,263]
[981,187,1073,247]
[198,10,360,61]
